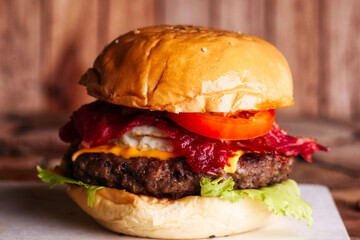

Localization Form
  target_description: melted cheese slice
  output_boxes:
[72,145,245,174]
[72,145,180,161]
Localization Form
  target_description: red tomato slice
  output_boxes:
[167,110,275,140]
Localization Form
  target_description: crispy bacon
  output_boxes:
[60,101,328,174]
[59,101,161,148]
[237,123,329,162]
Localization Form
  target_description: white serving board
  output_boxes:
[0,182,350,240]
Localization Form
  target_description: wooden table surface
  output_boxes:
[0,114,359,239]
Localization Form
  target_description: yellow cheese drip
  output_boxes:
[224,151,245,173]
[72,145,180,161]
[72,145,244,174]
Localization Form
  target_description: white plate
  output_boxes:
[0,182,350,240]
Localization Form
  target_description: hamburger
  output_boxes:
[38,25,328,239]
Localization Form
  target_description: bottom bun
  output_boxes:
[67,185,275,239]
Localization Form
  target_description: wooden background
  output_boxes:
[1,0,359,122]
[1,0,360,239]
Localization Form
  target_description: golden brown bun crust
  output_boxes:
[80,25,294,113]
[67,185,275,239]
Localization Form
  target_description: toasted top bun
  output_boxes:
[80,25,294,113]
[67,185,276,239]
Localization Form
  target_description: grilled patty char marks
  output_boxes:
[70,152,294,199]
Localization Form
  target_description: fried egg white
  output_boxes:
[109,125,174,152]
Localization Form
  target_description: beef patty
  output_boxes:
[68,152,294,199]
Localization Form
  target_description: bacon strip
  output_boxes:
[238,122,329,162]
[60,101,328,174]
[59,101,160,148]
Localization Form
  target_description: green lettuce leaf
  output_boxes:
[200,177,313,226]
[36,166,103,207]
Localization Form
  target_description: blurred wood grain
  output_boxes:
[105,0,156,46]
[0,0,359,122]
[40,0,99,112]
[1,0,359,122]
[268,0,321,117]
[210,0,266,39]
[320,0,360,121]
[157,0,210,26]
[0,0,42,113]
